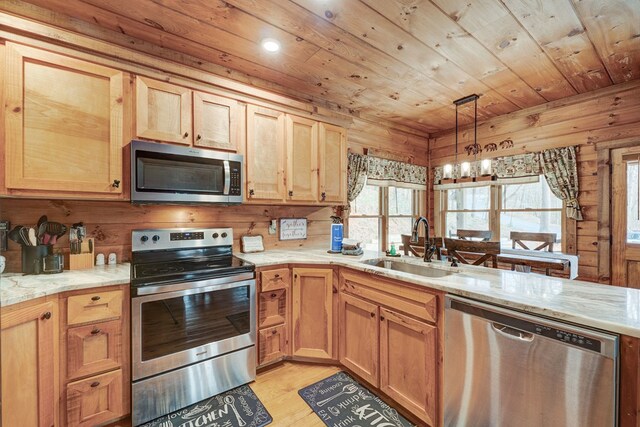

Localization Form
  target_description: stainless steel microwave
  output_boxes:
[130,140,243,204]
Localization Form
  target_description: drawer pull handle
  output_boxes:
[90,381,100,388]
[41,311,52,320]
[91,328,101,335]
[274,274,280,278]
[91,296,101,301]
[271,293,277,298]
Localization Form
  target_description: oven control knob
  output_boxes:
[140,235,149,243]
[152,235,160,242]
[221,232,228,238]
[212,233,219,239]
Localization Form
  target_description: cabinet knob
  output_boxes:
[112,179,121,188]
[272,330,277,335]
[380,316,385,321]
[91,328,101,335]
[90,381,100,388]
[274,274,280,278]
[91,296,101,301]
[288,191,293,197]
[183,132,189,138]
[41,311,52,320]
[271,293,277,298]
[321,192,326,201]
[249,189,255,196]
[370,312,375,318]
[196,134,202,141]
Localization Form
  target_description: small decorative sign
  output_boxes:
[279,218,307,241]
[240,235,264,253]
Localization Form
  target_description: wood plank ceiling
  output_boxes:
[9,0,640,133]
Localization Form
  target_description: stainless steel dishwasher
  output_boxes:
[444,295,618,427]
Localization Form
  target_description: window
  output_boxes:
[349,184,421,251]
[628,159,640,244]
[438,177,564,250]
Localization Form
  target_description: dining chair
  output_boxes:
[457,229,493,241]
[510,231,557,252]
[444,238,500,268]
[401,235,445,260]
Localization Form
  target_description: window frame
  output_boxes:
[348,184,423,252]
[435,179,566,252]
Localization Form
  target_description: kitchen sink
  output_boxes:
[362,258,454,278]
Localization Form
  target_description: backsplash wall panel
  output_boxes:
[0,199,336,273]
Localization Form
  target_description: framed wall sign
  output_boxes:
[279,218,307,241]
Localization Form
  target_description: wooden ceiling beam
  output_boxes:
[501,0,612,92]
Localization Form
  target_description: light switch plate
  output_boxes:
[268,219,277,235]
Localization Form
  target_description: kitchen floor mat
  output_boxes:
[140,384,272,427]
[298,371,416,427]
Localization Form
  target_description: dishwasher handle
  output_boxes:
[492,322,534,342]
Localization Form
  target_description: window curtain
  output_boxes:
[539,146,583,221]
[347,152,369,203]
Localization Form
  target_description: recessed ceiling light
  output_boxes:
[261,38,281,53]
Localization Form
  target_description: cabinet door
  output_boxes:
[246,105,285,201]
[339,293,379,387]
[380,308,437,426]
[286,115,318,202]
[66,369,123,427]
[136,76,192,144]
[193,92,238,151]
[292,268,334,359]
[67,320,122,381]
[4,42,124,194]
[319,123,347,204]
[258,324,288,366]
[1,300,57,427]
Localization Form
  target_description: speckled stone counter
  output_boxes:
[0,263,130,307]
[2,250,639,338]
[237,249,640,338]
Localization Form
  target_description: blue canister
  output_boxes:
[331,223,343,252]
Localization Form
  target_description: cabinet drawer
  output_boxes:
[67,320,122,380]
[67,290,122,326]
[258,324,288,366]
[66,369,123,427]
[340,270,439,323]
[258,289,287,329]
[261,268,290,291]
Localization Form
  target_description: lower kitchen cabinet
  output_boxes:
[1,299,58,427]
[66,369,123,427]
[292,268,335,360]
[258,324,288,365]
[66,319,122,381]
[380,308,438,426]
[339,293,379,386]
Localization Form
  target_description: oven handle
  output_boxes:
[133,275,255,300]
[223,160,231,195]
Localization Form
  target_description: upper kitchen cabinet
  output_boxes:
[286,115,318,203]
[135,76,192,145]
[319,123,347,204]
[4,43,125,197]
[193,92,239,151]
[246,104,286,201]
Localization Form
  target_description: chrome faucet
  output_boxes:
[411,216,437,262]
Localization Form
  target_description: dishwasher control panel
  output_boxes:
[532,323,601,352]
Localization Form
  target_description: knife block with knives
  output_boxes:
[68,237,94,270]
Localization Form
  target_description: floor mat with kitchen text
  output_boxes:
[140,384,272,427]
[298,371,416,427]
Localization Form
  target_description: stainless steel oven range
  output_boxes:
[130,228,256,426]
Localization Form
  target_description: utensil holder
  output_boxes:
[21,244,52,274]
[68,238,95,270]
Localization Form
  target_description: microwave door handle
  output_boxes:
[223,160,231,195]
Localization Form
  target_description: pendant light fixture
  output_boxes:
[442,94,494,184]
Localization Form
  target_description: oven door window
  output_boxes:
[137,152,224,194]
[140,286,251,361]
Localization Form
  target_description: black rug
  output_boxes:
[141,384,272,427]
[298,371,416,427]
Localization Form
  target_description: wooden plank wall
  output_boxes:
[428,80,640,284]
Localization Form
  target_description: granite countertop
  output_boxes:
[2,250,639,339]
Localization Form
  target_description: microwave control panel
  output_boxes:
[229,161,242,196]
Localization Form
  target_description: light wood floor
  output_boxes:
[107,361,341,427]
[250,361,341,426]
